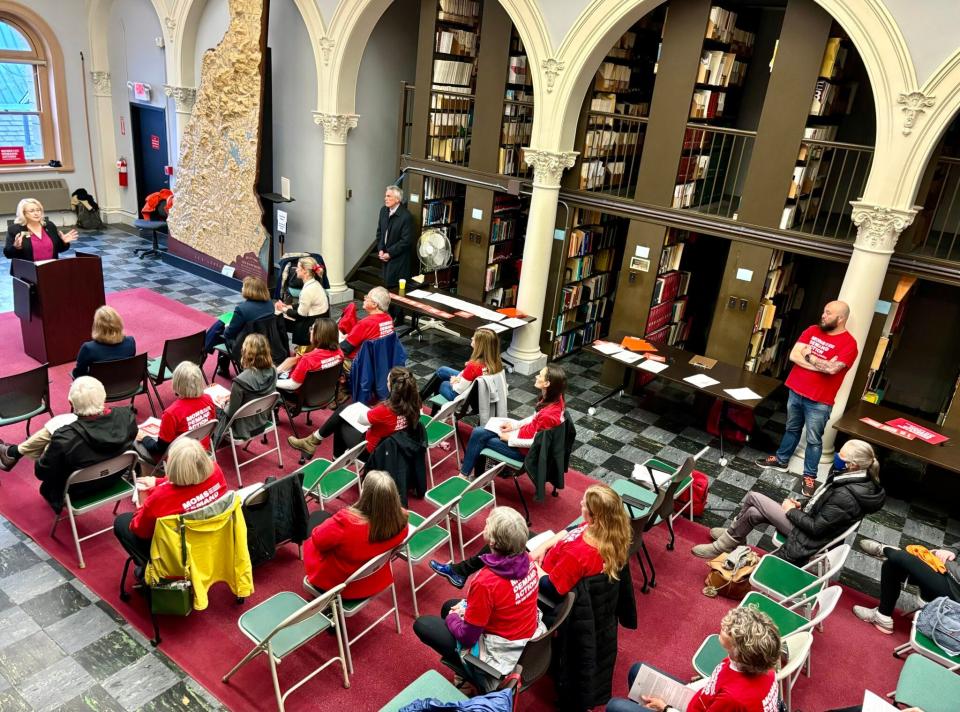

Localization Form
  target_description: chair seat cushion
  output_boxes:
[300,459,358,499]
[0,401,47,427]
[380,670,467,712]
[479,447,523,470]
[692,634,726,678]
[751,555,817,597]
[426,477,492,520]
[70,477,135,510]
[406,512,450,561]
[428,395,449,407]
[739,592,808,636]
[424,420,455,445]
[238,591,332,658]
[146,358,173,381]
[895,652,960,712]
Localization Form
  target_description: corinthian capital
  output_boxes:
[163,85,198,113]
[313,112,359,144]
[523,149,578,188]
[850,201,917,254]
[90,71,111,97]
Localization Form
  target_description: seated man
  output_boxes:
[0,376,137,512]
[336,286,395,401]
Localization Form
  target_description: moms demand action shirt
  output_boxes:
[784,326,858,406]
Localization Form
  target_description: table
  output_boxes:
[389,287,535,338]
[833,400,960,474]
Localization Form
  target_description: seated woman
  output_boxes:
[275,256,329,348]
[413,506,545,686]
[137,362,216,463]
[420,327,503,403]
[606,607,781,712]
[113,437,228,565]
[213,334,278,445]
[430,484,631,598]
[303,470,408,598]
[207,276,274,375]
[276,317,343,393]
[853,540,959,634]
[73,305,137,378]
[692,438,885,563]
[287,366,420,461]
[458,364,566,478]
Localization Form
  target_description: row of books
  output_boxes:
[564,248,615,283]
[435,29,476,57]
[696,50,748,88]
[862,276,915,403]
[673,181,698,209]
[690,88,726,119]
[567,226,618,258]
[501,119,532,144]
[433,58,475,87]
[508,56,531,86]
[422,177,461,201]
[584,127,642,158]
[490,215,518,244]
[595,62,632,93]
[582,272,612,302]
[498,147,524,175]
[658,239,684,273]
[652,270,690,305]
[589,94,649,118]
[780,195,820,230]
[552,321,603,359]
[819,37,848,80]
[607,31,638,59]
[428,111,470,137]
[678,154,710,182]
[485,285,518,309]
[646,318,692,347]
[430,92,471,111]
[423,199,457,226]
[810,79,858,117]
[705,6,756,53]
[428,137,467,162]
[438,0,479,24]
[487,241,514,265]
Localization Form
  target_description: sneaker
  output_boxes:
[429,560,465,589]
[852,605,894,634]
[755,455,788,472]
[801,476,817,497]
[860,539,893,560]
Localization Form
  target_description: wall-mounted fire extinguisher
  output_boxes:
[117,158,128,187]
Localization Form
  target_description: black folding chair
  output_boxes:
[147,331,207,407]
[0,363,53,436]
[281,365,341,437]
[89,353,157,416]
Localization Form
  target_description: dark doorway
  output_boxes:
[129,103,169,212]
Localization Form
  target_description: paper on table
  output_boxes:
[683,374,720,389]
[340,402,371,433]
[500,317,526,328]
[481,322,508,333]
[613,350,643,364]
[724,387,763,401]
[422,293,504,321]
[592,340,623,355]
[627,665,696,709]
[637,359,669,374]
[407,289,431,298]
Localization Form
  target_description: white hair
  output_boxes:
[172,362,205,399]
[69,377,106,416]
[385,185,403,202]
[367,286,391,312]
[14,198,43,226]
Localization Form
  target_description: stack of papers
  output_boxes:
[407,289,431,298]
[683,374,720,389]
[592,340,623,355]
[501,317,526,328]
[723,387,762,401]
[340,403,371,433]
[613,351,643,364]
[422,293,504,321]
[638,360,669,374]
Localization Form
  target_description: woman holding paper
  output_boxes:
[136,362,216,463]
[605,607,781,712]
[274,257,329,347]
[419,328,504,403]
[213,334,277,445]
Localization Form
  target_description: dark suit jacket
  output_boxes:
[375,204,414,286]
[4,219,70,262]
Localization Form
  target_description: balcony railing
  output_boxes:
[577,112,649,199]
[905,156,960,262]
[674,124,755,220]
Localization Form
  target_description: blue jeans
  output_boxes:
[461,427,521,477]
[775,389,832,476]
[435,366,459,402]
[606,663,682,712]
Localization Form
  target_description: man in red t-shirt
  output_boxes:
[756,300,857,494]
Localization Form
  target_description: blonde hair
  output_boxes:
[241,276,270,301]
[172,362,205,399]
[240,333,273,370]
[166,438,215,486]
[351,471,407,542]
[483,507,528,555]
[584,484,631,580]
[298,257,319,281]
[840,439,880,482]
[470,328,503,375]
[68,376,106,416]
[91,306,125,345]
[720,606,782,675]
[14,198,43,226]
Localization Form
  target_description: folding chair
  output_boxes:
[621,491,659,593]
[219,392,283,486]
[894,611,960,671]
[89,353,157,417]
[282,366,341,441]
[638,455,696,525]
[141,420,219,474]
[633,456,695,550]
[425,461,502,559]
[51,451,139,568]
[397,493,461,617]
[380,665,523,712]
[304,545,403,676]
[0,363,53,436]
[419,396,463,488]
[749,544,851,608]
[223,584,350,711]
[147,331,207,407]
[771,520,861,574]
[297,440,366,510]
[890,653,960,712]
[778,631,814,712]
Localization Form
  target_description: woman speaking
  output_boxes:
[4,198,78,262]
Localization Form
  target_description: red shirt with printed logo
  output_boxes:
[784,326,858,406]
[542,523,605,595]
[346,312,394,350]
[129,464,229,539]
[464,560,540,640]
[158,395,216,448]
[364,403,409,453]
[291,347,343,384]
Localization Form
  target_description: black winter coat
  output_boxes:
[365,423,427,506]
[376,204,414,287]
[525,413,575,501]
[552,567,638,711]
[242,474,310,567]
[779,469,885,564]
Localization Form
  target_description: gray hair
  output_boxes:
[166,437,215,486]
[68,376,106,416]
[720,606,781,675]
[172,362,205,399]
[14,198,43,226]
[839,438,880,481]
[385,185,403,202]
[483,507,528,556]
[367,286,391,312]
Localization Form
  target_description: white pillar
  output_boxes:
[314,112,359,304]
[506,148,577,374]
[89,71,122,217]
[163,85,197,171]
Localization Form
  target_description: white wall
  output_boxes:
[884,0,960,85]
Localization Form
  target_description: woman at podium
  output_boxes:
[4,198,78,262]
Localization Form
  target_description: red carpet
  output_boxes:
[0,289,910,711]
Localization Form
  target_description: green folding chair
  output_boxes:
[378,669,468,711]
[637,456,695,524]
[396,492,461,617]
[425,461,502,559]
[892,653,960,712]
[0,363,53,436]
[894,610,960,671]
[297,440,366,510]
[749,544,850,608]
[419,395,464,487]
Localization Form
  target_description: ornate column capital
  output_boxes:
[523,149,577,188]
[541,58,564,93]
[313,112,359,144]
[163,85,198,113]
[897,91,935,136]
[90,71,111,97]
[850,201,917,254]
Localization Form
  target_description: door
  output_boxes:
[130,104,169,214]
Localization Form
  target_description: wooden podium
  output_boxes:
[11,252,106,366]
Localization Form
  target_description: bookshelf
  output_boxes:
[861,275,916,404]
[420,175,463,288]
[483,193,528,307]
[499,28,533,177]
[643,229,693,347]
[744,250,804,375]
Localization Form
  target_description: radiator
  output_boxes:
[0,179,71,214]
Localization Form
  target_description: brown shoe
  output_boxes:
[0,442,18,471]
[287,433,321,457]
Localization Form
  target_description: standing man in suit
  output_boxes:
[376,185,414,323]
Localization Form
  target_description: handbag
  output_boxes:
[149,518,193,617]
[703,546,759,599]
[916,596,960,656]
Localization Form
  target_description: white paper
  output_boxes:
[683,374,720,389]
[635,245,650,259]
[526,530,556,552]
[484,417,518,434]
[724,387,763,401]
[613,351,643,364]
[500,317,526,328]
[204,383,232,406]
[627,665,696,709]
[736,267,753,282]
[861,691,899,712]
[481,322,508,333]
[632,464,672,488]
[139,416,162,437]
[471,208,483,220]
[592,341,623,355]
[409,193,420,203]
[340,402,371,433]
[280,176,291,200]
[422,293,504,321]
[638,359,669,374]
[276,209,288,233]
[406,289,431,298]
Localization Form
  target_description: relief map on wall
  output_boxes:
[167,0,268,280]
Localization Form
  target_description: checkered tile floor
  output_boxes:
[0,227,957,709]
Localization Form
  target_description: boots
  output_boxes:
[692,531,742,559]
[709,527,727,541]
[287,432,321,458]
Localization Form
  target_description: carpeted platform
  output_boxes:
[0,289,911,711]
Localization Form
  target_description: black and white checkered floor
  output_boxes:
[0,227,956,710]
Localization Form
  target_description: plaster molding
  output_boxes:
[523,149,577,188]
[319,36,334,66]
[313,112,359,144]
[850,201,917,254]
[163,84,198,112]
[897,91,935,136]
[541,58,564,93]
[164,16,176,44]
[90,71,111,97]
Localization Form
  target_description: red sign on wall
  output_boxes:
[0,146,25,163]
[150,135,161,150]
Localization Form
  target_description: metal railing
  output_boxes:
[397,82,416,169]
[578,112,649,198]
[906,156,960,262]
[427,89,475,166]
[674,123,755,220]
[499,98,534,178]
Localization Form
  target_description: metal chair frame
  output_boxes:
[88,353,157,416]
[220,392,283,485]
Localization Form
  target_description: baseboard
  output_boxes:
[103,210,138,227]
[161,251,243,291]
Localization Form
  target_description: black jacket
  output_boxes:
[376,204,414,287]
[525,413,575,501]
[779,469,886,564]
[226,315,289,367]
[4,219,70,262]
[242,474,310,567]
[224,299,276,341]
[35,406,138,511]
[214,366,277,444]
[365,423,426,506]
[553,567,638,711]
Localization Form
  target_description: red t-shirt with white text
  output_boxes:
[346,313,394,350]
[784,326,858,406]
[158,395,216,447]
[129,465,229,539]
[689,658,780,712]
[464,561,540,641]
[541,523,604,595]
[461,360,487,382]
[364,403,408,453]
[291,347,343,384]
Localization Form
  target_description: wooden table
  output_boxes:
[389,287,535,336]
[833,400,960,474]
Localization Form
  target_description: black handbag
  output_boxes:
[149,518,193,617]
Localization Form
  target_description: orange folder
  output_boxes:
[497,308,526,318]
[621,336,658,353]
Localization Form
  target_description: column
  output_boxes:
[313,112,359,303]
[506,148,577,374]
[163,85,198,165]
[89,71,122,216]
